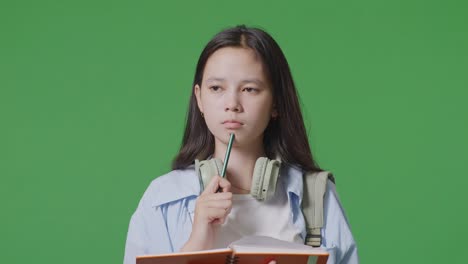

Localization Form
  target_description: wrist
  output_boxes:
[180,237,211,252]
[180,229,214,252]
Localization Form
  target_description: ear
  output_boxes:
[271,105,278,118]
[194,84,204,113]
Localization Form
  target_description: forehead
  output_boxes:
[202,47,268,83]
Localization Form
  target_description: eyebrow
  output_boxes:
[205,77,264,85]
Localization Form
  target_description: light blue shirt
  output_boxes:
[124,164,359,264]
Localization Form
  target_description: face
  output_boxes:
[195,47,277,149]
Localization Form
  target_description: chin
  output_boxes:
[214,132,237,143]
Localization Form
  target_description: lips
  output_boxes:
[222,120,243,129]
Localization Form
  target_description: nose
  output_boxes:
[224,90,243,113]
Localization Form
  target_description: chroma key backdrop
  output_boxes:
[1,0,467,263]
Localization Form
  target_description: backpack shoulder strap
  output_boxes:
[301,170,335,247]
[195,158,223,193]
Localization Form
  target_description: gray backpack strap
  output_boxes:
[301,170,335,247]
[195,158,223,194]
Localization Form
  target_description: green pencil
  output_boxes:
[221,133,235,178]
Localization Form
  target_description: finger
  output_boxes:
[201,199,232,210]
[207,208,230,222]
[201,192,232,201]
[202,175,222,194]
[215,215,229,225]
[218,177,232,192]
[219,206,232,225]
[212,218,224,225]
[225,203,232,214]
[220,203,233,224]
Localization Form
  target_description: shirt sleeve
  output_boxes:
[322,180,359,264]
[123,191,173,264]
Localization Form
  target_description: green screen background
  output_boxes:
[1,0,467,263]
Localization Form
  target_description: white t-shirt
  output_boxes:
[213,179,303,248]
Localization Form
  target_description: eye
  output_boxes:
[243,87,258,93]
[209,85,221,92]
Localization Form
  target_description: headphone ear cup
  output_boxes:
[264,159,281,200]
[250,158,281,201]
[250,157,266,200]
[196,158,224,193]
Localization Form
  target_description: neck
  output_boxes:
[213,136,265,194]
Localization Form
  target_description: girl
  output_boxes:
[124,25,358,264]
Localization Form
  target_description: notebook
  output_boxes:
[136,235,329,264]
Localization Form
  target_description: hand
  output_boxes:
[180,175,232,251]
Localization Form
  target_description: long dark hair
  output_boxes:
[172,25,322,173]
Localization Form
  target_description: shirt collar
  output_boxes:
[151,165,200,208]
